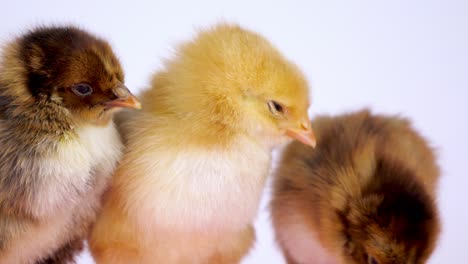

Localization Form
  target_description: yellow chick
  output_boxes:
[89,24,316,264]
[271,110,440,264]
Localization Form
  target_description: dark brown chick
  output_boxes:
[0,26,140,264]
[271,110,440,264]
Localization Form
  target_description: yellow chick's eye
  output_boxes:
[267,100,284,116]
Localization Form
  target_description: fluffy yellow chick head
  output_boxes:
[152,24,315,148]
[239,55,315,148]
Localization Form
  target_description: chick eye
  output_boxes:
[367,255,379,264]
[267,100,284,116]
[71,83,93,97]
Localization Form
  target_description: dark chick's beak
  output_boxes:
[285,120,316,148]
[104,82,141,109]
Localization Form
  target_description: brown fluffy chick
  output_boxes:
[0,26,140,264]
[89,24,315,264]
[271,110,440,264]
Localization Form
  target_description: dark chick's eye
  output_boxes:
[267,100,284,116]
[71,83,93,97]
[368,255,379,264]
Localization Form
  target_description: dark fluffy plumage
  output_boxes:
[271,110,440,264]
[0,26,138,264]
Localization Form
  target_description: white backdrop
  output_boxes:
[1,0,467,263]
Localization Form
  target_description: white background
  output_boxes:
[1,0,467,263]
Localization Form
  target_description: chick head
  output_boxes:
[13,26,140,126]
[341,160,440,264]
[153,24,315,147]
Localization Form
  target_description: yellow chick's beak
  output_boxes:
[285,121,316,148]
[104,82,142,109]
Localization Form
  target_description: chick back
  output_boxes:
[271,109,440,264]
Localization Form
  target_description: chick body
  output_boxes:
[90,24,315,264]
[0,26,139,263]
[92,135,267,263]
[271,110,440,264]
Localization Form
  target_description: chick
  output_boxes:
[0,26,140,264]
[271,110,440,264]
[89,24,316,264]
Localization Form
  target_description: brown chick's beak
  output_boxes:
[105,84,141,109]
[286,122,316,148]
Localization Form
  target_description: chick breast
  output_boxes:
[0,123,122,263]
